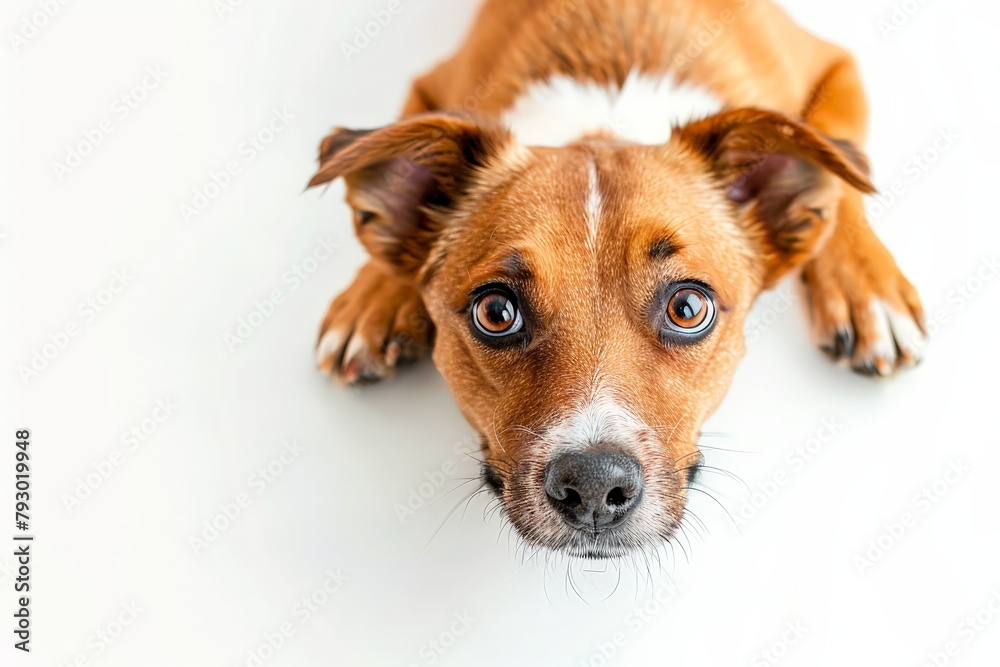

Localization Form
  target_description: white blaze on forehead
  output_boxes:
[503,70,725,147]
[585,158,602,248]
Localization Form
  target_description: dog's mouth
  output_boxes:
[479,455,687,560]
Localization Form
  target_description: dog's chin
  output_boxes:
[564,544,635,560]
[558,529,668,560]
[504,512,679,561]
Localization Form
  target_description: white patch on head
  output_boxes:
[585,158,602,248]
[503,70,725,147]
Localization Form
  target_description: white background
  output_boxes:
[2,0,1000,665]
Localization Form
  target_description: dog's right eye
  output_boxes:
[657,282,718,345]
[469,286,526,345]
[472,289,523,337]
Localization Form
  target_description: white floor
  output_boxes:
[3,0,1000,665]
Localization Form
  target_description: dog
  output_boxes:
[308,0,924,559]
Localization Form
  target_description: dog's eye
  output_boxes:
[472,289,523,337]
[668,289,710,329]
[355,209,376,225]
[662,283,717,341]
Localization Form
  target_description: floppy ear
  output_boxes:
[678,108,874,284]
[308,113,511,280]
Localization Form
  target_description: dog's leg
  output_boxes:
[799,56,925,376]
[316,261,433,384]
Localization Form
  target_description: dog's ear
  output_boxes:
[308,113,512,280]
[678,108,874,283]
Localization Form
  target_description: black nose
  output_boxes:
[543,451,643,530]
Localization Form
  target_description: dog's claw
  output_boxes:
[835,327,855,360]
[820,326,855,361]
[802,241,924,379]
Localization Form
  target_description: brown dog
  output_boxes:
[308,0,924,558]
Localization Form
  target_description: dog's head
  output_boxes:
[309,110,871,558]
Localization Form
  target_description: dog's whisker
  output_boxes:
[683,485,741,534]
[672,525,692,565]
[680,507,710,537]
[485,499,507,523]
[565,564,585,603]
[698,430,736,439]
[677,513,707,545]
[425,476,486,510]
[490,403,514,457]
[423,485,486,549]
[675,450,702,464]
[677,464,751,494]
[460,450,485,465]
[695,443,755,454]
[459,486,491,526]
[542,559,555,607]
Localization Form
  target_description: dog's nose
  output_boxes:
[543,451,643,530]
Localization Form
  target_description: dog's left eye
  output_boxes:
[660,282,717,342]
[471,288,524,338]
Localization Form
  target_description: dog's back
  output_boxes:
[403,0,847,128]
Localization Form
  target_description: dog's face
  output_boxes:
[310,111,871,558]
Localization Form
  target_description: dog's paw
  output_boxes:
[316,263,433,385]
[801,231,925,377]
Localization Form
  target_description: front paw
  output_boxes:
[801,233,925,377]
[316,263,433,385]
